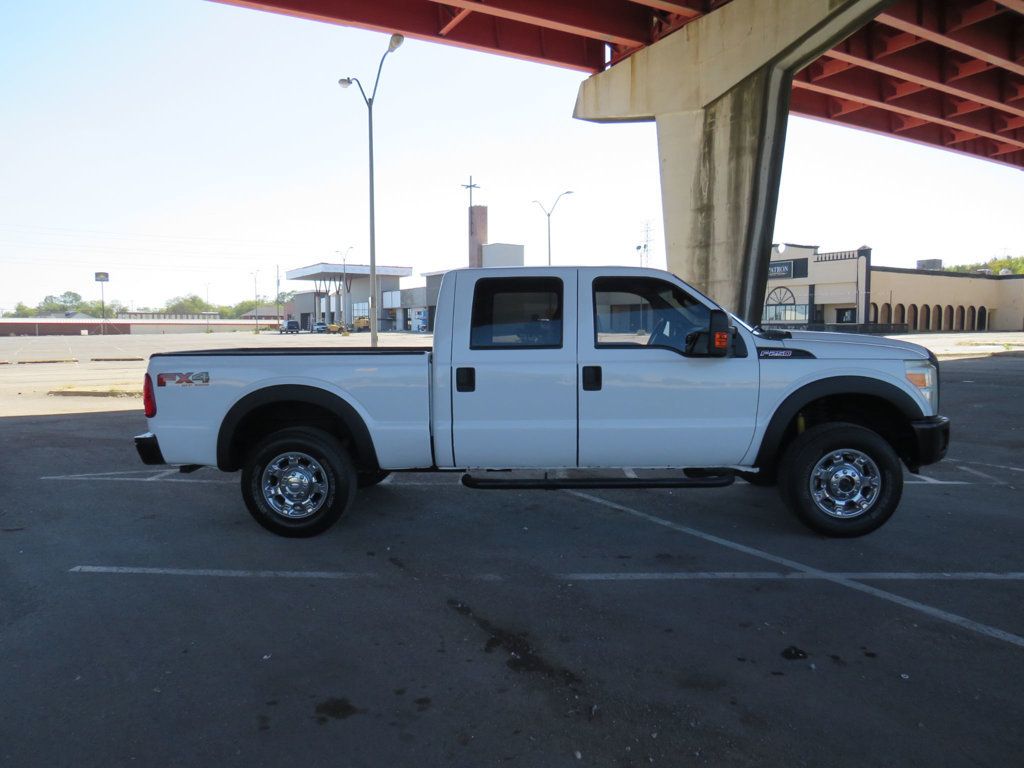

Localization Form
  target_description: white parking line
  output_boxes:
[71,565,1024,585]
[566,490,1024,650]
[949,459,1024,474]
[41,469,164,479]
[146,468,181,481]
[44,475,233,485]
[955,465,1006,485]
[70,566,376,579]
[558,571,1024,581]
[908,473,968,485]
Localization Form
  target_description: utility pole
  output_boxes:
[252,271,260,335]
[276,265,281,326]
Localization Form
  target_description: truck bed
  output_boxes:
[147,348,433,469]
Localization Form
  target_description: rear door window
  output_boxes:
[470,277,563,349]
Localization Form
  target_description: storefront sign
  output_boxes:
[768,261,793,279]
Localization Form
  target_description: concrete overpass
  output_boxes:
[218,0,1024,321]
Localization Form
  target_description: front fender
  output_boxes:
[750,375,926,468]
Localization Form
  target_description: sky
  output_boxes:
[1,0,1022,313]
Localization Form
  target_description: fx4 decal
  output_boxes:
[157,372,210,387]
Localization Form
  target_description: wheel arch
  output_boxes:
[754,376,925,471]
[217,385,379,473]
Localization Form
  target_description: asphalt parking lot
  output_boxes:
[2,354,1022,767]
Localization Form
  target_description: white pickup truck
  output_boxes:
[136,267,948,538]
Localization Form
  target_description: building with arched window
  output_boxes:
[764,244,1024,332]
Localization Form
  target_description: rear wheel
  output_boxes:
[778,422,903,537]
[241,427,356,537]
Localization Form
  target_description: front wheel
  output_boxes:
[241,427,356,537]
[778,423,903,537]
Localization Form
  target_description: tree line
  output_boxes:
[948,255,1024,275]
[4,291,296,319]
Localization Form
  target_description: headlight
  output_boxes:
[905,359,938,414]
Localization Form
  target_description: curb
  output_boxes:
[18,359,79,365]
[90,357,145,362]
[47,390,141,398]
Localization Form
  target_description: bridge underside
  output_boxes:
[220,0,1024,171]
[217,0,1022,321]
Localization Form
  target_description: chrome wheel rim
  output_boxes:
[809,449,881,519]
[261,452,329,519]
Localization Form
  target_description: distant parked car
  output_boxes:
[279,320,300,334]
[312,322,328,333]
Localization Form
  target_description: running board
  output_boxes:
[461,470,734,491]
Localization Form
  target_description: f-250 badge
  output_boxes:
[156,372,210,387]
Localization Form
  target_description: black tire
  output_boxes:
[778,422,903,538]
[357,469,391,488]
[737,469,776,487]
[241,427,356,537]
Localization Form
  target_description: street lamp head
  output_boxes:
[338,77,353,88]
[388,33,404,52]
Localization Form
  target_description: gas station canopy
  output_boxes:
[286,263,413,283]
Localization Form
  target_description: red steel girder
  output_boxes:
[439,7,472,36]
[627,0,703,18]
[826,29,1024,118]
[423,0,653,47]
[790,87,1024,168]
[877,0,1024,77]
[216,0,607,71]
[793,67,1024,148]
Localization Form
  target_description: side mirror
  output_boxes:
[683,309,731,357]
[708,309,730,357]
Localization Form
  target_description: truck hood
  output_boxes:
[764,329,931,361]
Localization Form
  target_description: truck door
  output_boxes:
[451,270,578,468]
[576,271,759,468]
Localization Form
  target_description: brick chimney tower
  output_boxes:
[468,205,487,268]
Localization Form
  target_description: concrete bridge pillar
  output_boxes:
[574,0,891,322]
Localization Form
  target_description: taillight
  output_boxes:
[143,373,157,418]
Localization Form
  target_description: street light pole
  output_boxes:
[340,33,404,348]
[533,191,573,266]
